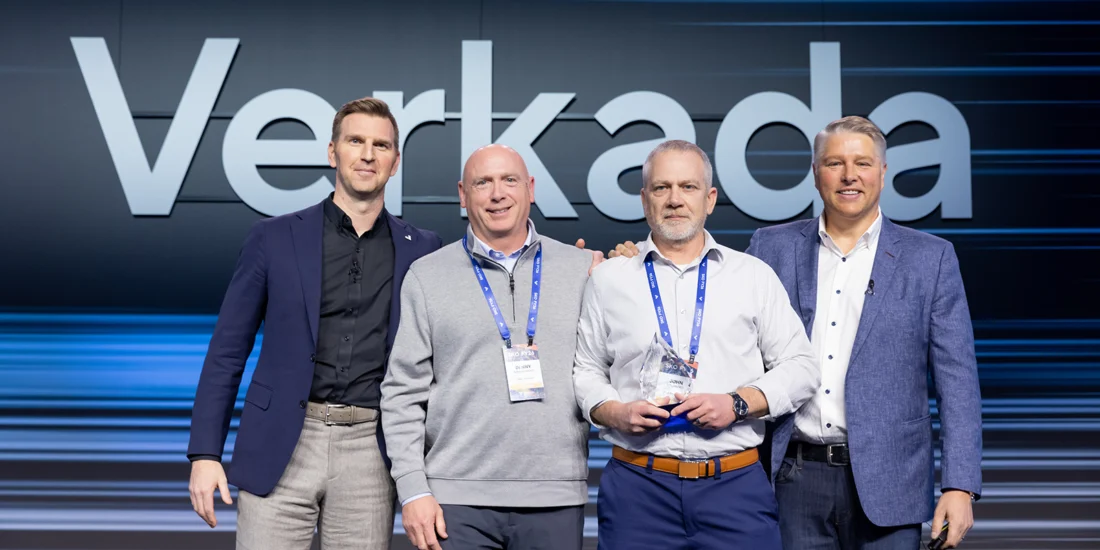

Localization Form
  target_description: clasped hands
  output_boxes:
[594,392,738,434]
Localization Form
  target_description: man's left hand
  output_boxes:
[932,490,974,548]
[575,238,606,275]
[670,393,737,431]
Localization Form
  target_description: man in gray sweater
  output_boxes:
[380,144,596,550]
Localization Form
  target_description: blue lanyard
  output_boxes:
[644,252,708,364]
[463,236,542,348]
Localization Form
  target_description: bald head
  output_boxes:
[458,144,536,249]
[462,144,530,184]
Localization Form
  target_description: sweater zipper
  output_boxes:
[480,256,517,322]
[509,274,516,321]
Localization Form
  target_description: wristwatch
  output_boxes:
[728,391,749,421]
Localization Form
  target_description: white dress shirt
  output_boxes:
[793,210,883,444]
[573,232,820,459]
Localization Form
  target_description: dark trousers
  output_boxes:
[774,454,921,550]
[597,457,781,549]
[439,504,584,550]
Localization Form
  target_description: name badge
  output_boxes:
[502,345,546,402]
[654,355,699,404]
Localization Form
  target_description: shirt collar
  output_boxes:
[639,229,724,268]
[323,193,389,235]
[471,219,536,261]
[818,208,883,254]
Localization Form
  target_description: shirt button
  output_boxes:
[828,355,833,360]
[355,247,361,254]
[825,389,831,394]
[299,400,307,409]
[831,321,836,326]
[836,289,841,294]
[343,336,350,342]
[826,423,832,428]
[842,258,847,263]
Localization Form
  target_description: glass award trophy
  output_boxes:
[639,334,698,430]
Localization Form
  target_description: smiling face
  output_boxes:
[327,113,400,200]
[813,131,886,225]
[458,145,534,244]
[641,149,718,245]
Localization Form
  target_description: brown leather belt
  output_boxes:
[305,402,378,425]
[612,446,759,479]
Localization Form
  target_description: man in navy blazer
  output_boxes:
[746,116,982,549]
[186,97,442,549]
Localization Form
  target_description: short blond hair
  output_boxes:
[813,116,886,165]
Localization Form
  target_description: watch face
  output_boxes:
[733,394,748,415]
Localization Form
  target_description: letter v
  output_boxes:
[71,37,238,215]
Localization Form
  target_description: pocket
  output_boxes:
[902,414,931,426]
[774,457,797,484]
[244,381,273,411]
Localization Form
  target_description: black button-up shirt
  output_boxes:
[311,196,395,408]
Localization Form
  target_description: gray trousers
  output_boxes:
[237,412,396,550]
[439,504,584,550]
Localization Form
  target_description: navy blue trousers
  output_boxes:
[597,457,781,549]
[774,456,921,550]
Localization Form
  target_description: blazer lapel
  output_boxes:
[848,218,901,364]
[795,219,820,337]
[386,213,417,352]
[291,204,324,347]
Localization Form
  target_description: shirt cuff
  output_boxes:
[745,379,792,420]
[401,492,433,506]
[581,387,622,428]
[395,470,432,504]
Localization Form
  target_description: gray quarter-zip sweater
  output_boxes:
[380,224,593,507]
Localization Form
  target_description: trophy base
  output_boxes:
[659,403,694,432]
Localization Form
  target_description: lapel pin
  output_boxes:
[405,234,412,241]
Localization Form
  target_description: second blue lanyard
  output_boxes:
[644,253,708,364]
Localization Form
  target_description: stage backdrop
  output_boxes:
[1,1,1098,548]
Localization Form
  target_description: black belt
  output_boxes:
[786,441,850,466]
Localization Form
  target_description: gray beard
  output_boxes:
[652,219,702,244]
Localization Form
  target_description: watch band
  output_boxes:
[729,391,749,421]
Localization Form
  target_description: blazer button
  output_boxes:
[309,354,316,363]
[299,400,307,409]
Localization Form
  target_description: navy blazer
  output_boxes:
[187,202,442,497]
[747,217,982,527]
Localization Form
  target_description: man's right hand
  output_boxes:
[608,241,640,259]
[402,495,448,550]
[592,398,670,434]
[189,459,232,528]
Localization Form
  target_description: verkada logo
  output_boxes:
[72,39,970,222]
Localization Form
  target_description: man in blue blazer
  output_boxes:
[746,116,982,549]
[186,97,442,549]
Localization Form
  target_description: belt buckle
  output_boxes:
[678,459,705,479]
[826,444,848,466]
[323,404,352,426]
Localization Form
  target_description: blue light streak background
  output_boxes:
[1,0,1099,548]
